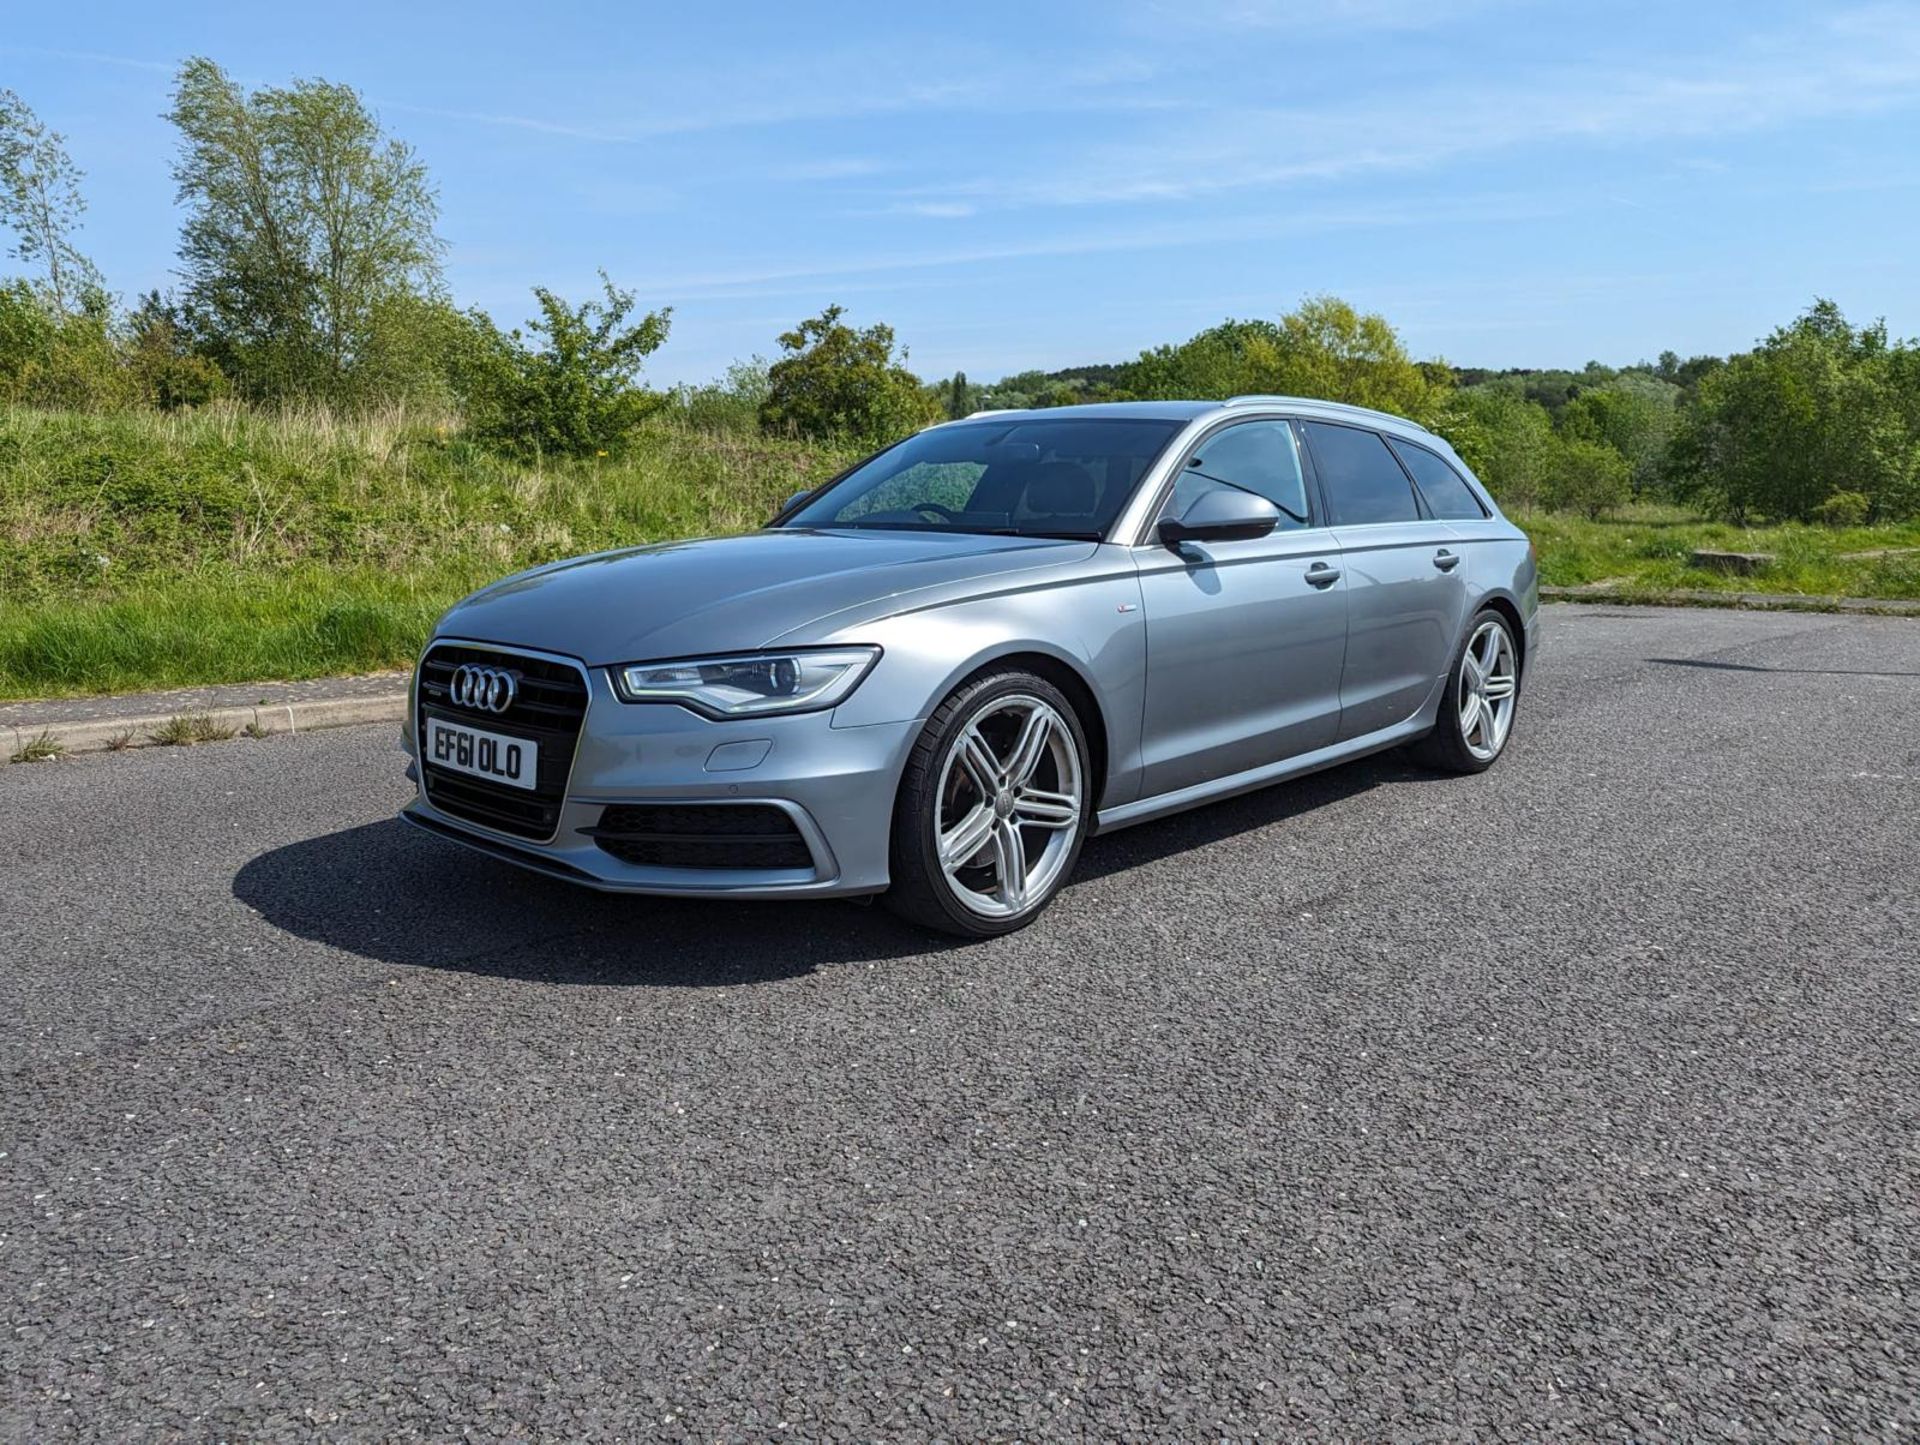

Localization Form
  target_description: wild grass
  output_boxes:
[1,403,859,698]
[147,713,238,746]
[4,405,1916,700]
[1518,502,1920,599]
[9,729,65,763]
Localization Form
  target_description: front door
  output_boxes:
[1135,419,1350,798]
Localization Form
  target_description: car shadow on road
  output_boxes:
[233,752,1439,985]
[232,818,960,986]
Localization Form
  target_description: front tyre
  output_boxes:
[884,671,1091,938]
[1415,609,1521,774]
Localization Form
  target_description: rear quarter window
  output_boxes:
[1389,439,1488,521]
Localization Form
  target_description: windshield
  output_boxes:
[779,418,1185,540]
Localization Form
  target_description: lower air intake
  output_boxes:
[585,803,814,872]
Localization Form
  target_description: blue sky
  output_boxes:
[7,1,1920,385]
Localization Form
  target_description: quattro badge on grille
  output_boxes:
[450,663,518,714]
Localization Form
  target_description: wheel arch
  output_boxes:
[938,647,1112,813]
[1475,590,1529,676]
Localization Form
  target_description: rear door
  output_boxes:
[1299,420,1472,742]
[1134,418,1349,797]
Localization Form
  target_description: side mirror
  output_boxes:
[1158,488,1281,546]
[781,490,811,514]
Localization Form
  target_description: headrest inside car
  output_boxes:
[1024,462,1097,515]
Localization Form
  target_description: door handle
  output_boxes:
[1433,549,1461,572]
[1306,562,1342,588]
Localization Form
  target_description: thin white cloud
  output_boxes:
[905,4,1920,211]
[628,192,1564,297]
[378,100,638,143]
[1137,0,1513,32]
[7,37,1167,142]
[382,45,1172,144]
[893,202,978,219]
[0,45,174,74]
[781,157,889,182]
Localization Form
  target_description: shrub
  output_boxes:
[1542,436,1632,518]
[0,280,134,409]
[760,305,942,444]
[669,357,770,434]
[461,274,671,458]
[1812,490,1872,527]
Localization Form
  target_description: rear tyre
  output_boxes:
[1413,609,1521,775]
[883,670,1091,938]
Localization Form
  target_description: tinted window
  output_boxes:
[1164,420,1313,529]
[784,418,1182,539]
[1391,439,1487,520]
[1302,422,1420,526]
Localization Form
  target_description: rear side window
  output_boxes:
[1165,420,1313,529]
[1390,439,1488,520]
[1300,422,1420,526]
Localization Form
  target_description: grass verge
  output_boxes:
[1520,503,1920,599]
[0,566,472,697]
[4,409,1917,701]
[1,403,857,699]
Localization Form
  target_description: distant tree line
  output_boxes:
[3,69,1919,525]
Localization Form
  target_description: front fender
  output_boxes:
[826,569,1150,806]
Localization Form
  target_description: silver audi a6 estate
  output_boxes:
[402,396,1540,936]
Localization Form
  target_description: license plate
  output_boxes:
[425,717,537,791]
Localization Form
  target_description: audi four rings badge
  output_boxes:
[450,663,517,713]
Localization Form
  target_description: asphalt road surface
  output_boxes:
[3,605,1917,1442]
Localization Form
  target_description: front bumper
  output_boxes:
[403,652,921,899]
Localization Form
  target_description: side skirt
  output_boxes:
[1091,713,1434,835]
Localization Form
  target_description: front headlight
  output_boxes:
[610,647,880,717]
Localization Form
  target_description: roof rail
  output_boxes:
[966,407,1020,419]
[1221,394,1430,433]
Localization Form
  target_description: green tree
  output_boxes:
[1124,297,1443,421]
[1432,382,1554,509]
[1561,375,1679,495]
[166,57,444,401]
[124,290,228,410]
[0,88,105,314]
[462,274,672,457]
[947,369,971,419]
[760,305,942,442]
[1542,436,1632,518]
[1127,318,1283,401]
[1667,300,1920,522]
[1271,296,1444,420]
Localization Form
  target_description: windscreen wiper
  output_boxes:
[977,527,1106,541]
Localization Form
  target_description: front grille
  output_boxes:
[416,643,589,840]
[584,803,814,872]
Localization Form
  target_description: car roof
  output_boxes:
[945,395,1435,439]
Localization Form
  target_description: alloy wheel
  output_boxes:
[1459,619,1518,762]
[933,694,1084,918]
